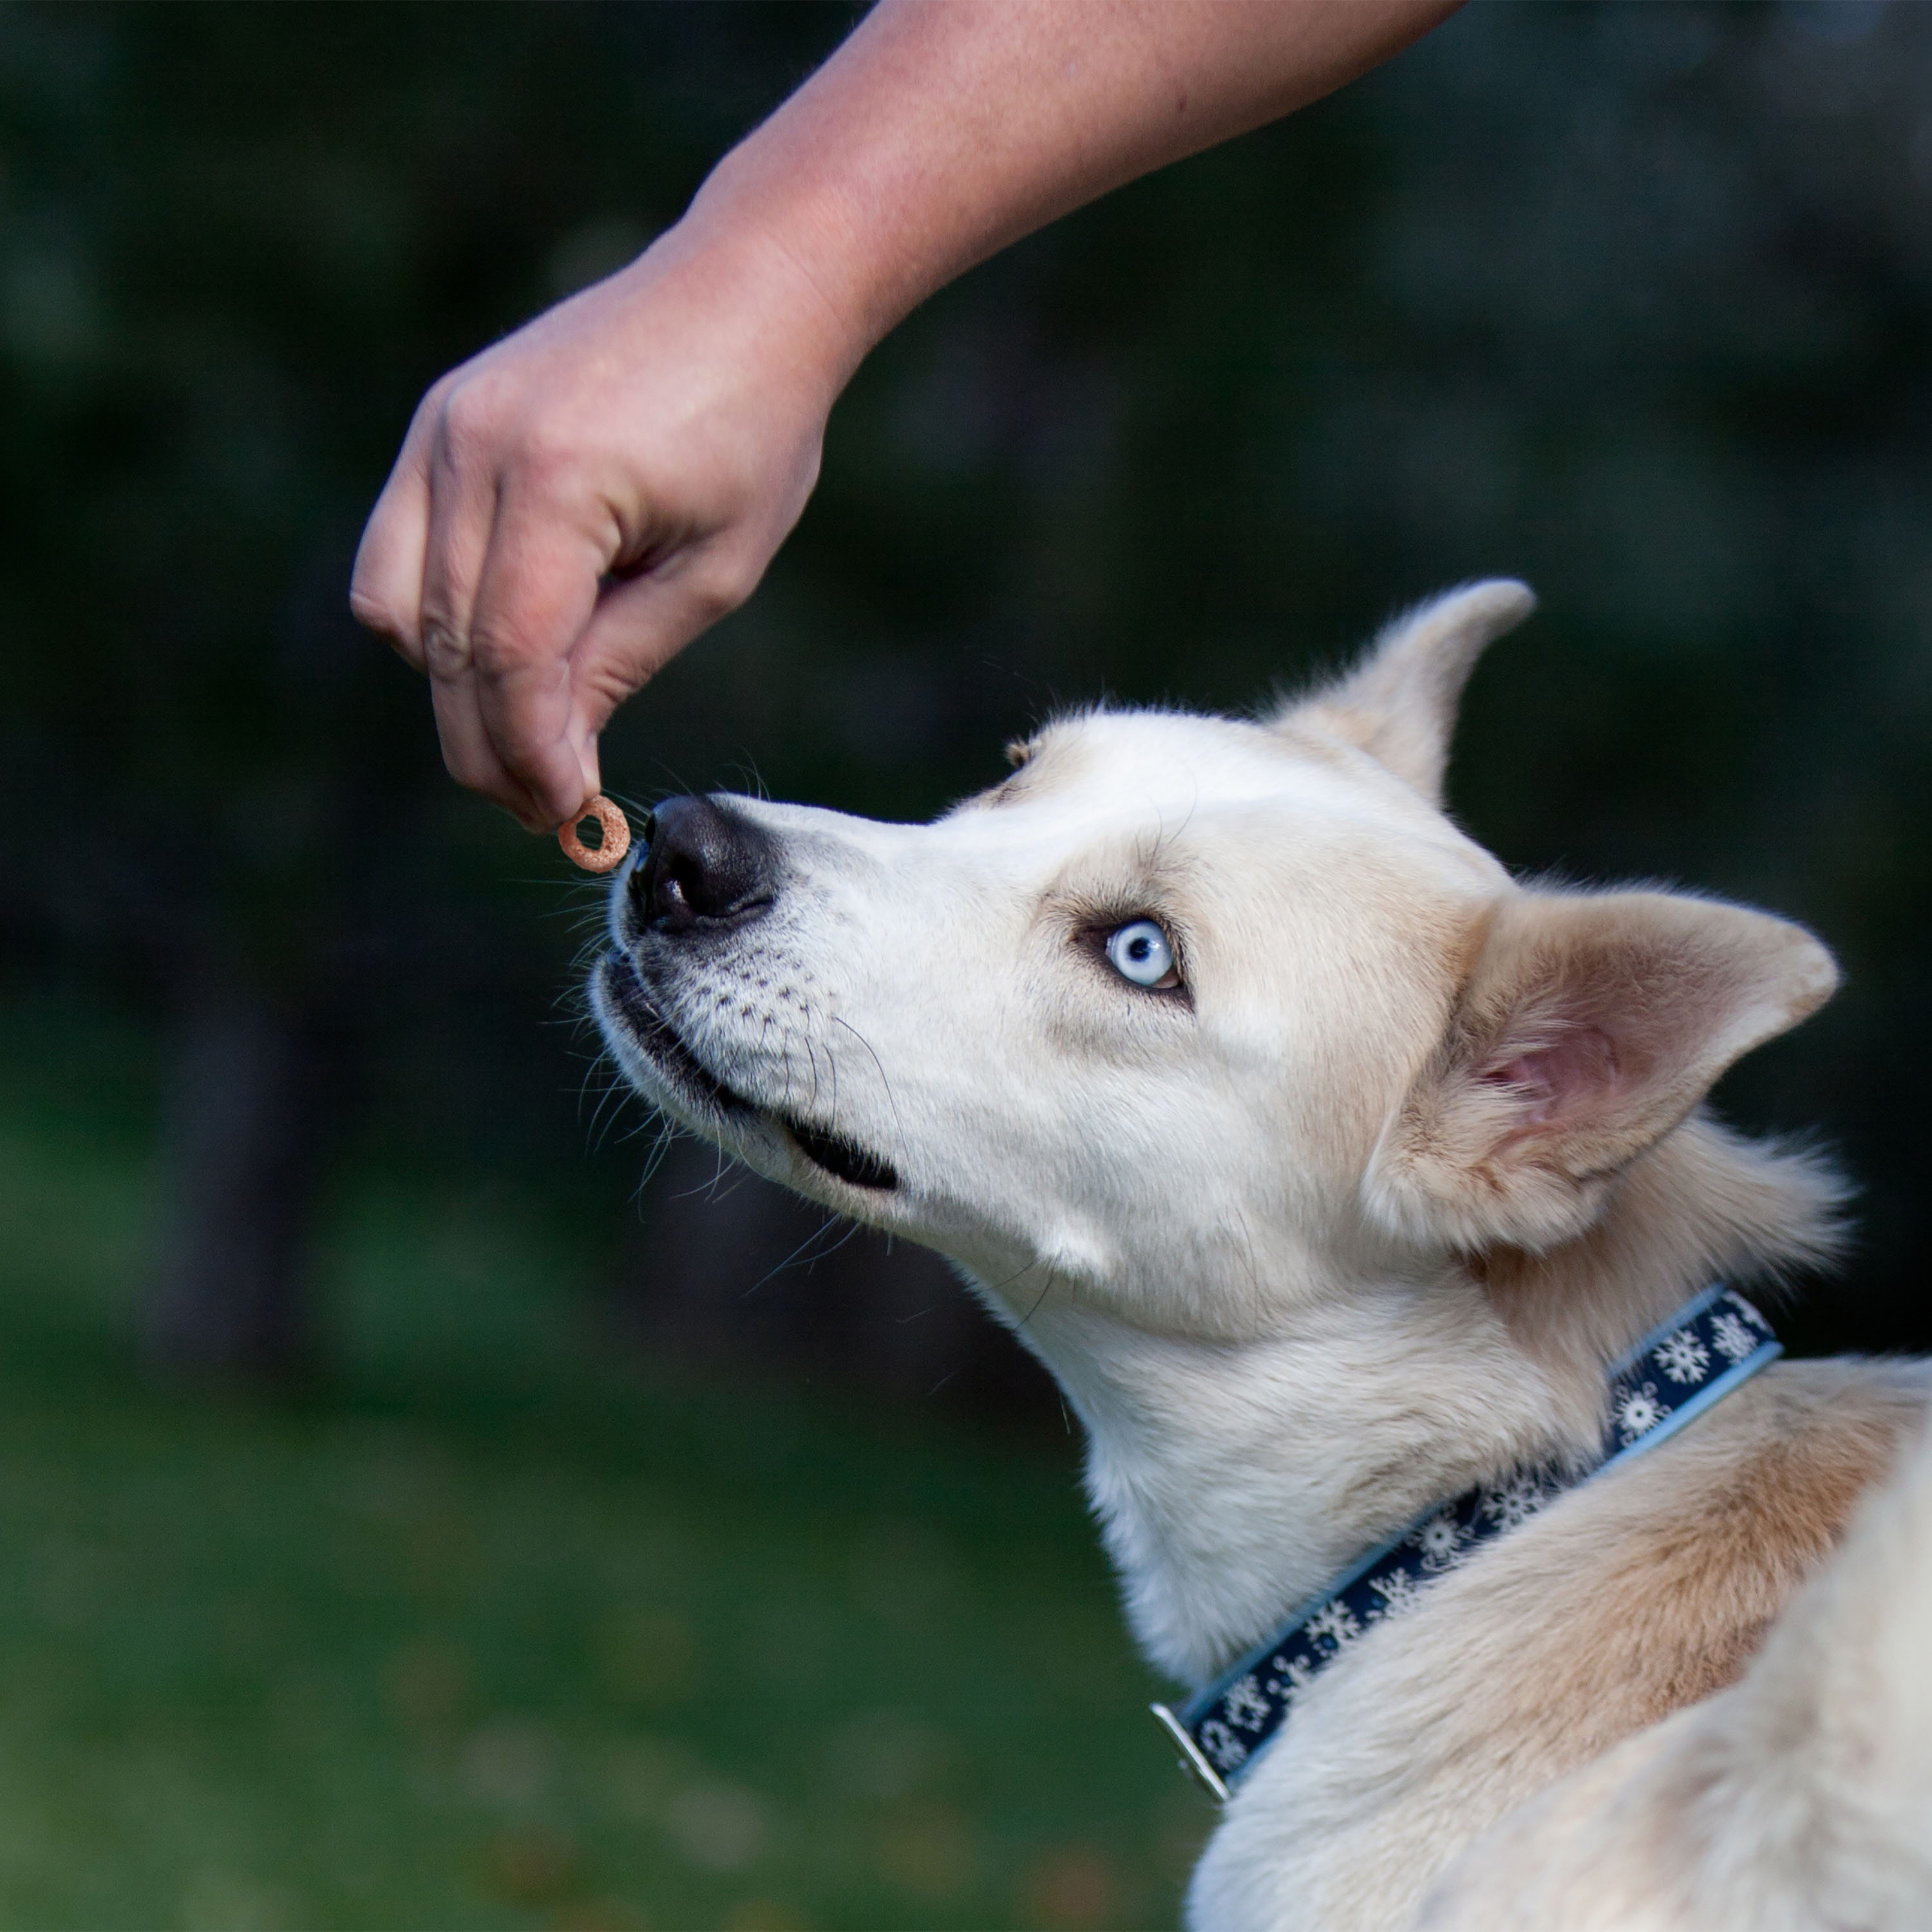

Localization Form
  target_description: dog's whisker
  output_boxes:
[583,1057,634,1153]
[1013,1265,1058,1336]
[750,1212,858,1294]
[801,1216,864,1273]
[631,1117,679,1202]
[832,1014,907,1168]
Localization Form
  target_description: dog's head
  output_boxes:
[592,582,1836,1340]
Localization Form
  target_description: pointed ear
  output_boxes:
[1365,889,1839,1252]
[1280,580,1536,806]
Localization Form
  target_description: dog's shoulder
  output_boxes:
[1191,1358,1931,1932]
[1417,1383,1932,1930]
[1483,1358,1930,1738]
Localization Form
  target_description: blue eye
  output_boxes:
[1106,919,1177,988]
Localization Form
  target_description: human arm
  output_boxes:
[350,0,1463,829]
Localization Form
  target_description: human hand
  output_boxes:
[354,0,1461,831]
[350,218,853,830]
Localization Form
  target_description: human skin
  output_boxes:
[350,0,1463,830]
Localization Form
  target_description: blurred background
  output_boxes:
[0,2,1927,1926]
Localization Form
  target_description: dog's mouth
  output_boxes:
[783,1120,898,1192]
[598,950,899,1193]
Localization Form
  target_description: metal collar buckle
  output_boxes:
[1150,1701,1231,1803]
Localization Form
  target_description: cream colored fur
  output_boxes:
[592,581,1932,1929]
[1416,1410,1932,1932]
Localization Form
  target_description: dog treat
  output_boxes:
[558,795,631,873]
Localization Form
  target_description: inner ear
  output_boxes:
[1482,1023,1624,1133]
[1367,889,1839,1252]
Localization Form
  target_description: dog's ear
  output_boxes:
[1365,889,1839,1251]
[1278,580,1535,806]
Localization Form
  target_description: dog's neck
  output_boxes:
[977,1115,1840,1685]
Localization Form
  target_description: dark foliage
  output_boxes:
[1,2,1926,1390]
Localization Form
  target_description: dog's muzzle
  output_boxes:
[596,796,899,1193]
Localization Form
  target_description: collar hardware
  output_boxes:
[1151,1283,1781,1800]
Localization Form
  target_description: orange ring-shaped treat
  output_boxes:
[558,795,632,873]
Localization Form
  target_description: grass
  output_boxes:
[0,1001,1210,1929]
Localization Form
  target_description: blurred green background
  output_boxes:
[0,3,1928,1926]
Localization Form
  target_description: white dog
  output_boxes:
[591,582,1932,1930]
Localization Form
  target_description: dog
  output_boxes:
[591,581,1932,1930]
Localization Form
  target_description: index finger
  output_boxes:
[466,484,618,826]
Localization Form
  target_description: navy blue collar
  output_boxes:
[1151,1283,1783,1800]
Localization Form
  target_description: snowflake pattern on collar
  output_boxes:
[1157,1285,1779,1797]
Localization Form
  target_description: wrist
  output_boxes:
[667,153,888,404]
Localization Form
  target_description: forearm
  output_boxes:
[352,0,1464,826]
[680,0,1463,381]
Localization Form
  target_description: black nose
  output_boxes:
[629,795,778,934]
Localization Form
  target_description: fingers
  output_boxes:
[350,459,433,672]
[348,381,449,667]
[428,670,544,828]
[347,368,572,826]
[355,367,643,828]
[397,418,558,820]
[348,250,824,832]
[352,415,754,831]
[416,390,509,683]
[464,483,614,828]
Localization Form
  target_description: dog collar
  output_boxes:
[1150,1282,1782,1801]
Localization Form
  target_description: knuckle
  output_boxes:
[435,379,506,461]
[421,366,463,410]
[468,621,551,679]
[512,421,581,486]
[688,553,760,623]
[419,618,472,679]
[406,372,459,442]
[435,382,586,506]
